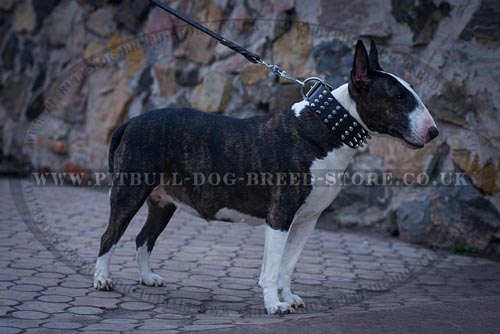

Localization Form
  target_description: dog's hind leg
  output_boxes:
[136,195,176,287]
[93,185,152,290]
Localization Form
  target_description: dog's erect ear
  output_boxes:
[350,40,372,91]
[369,39,382,71]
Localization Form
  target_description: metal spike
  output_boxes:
[331,110,336,115]
[339,118,343,122]
[343,114,348,118]
[361,129,366,133]
[335,122,339,126]
[328,114,332,119]
[314,99,319,103]
[336,106,341,110]
[319,94,323,99]
[353,121,357,126]
[328,97,333,102]
[316,110,321,114]
[355,144,359,148]
[354,138,358,142]
[324,119,329,123]
[323,90,328,94]
[311,103,316,107]
[341,135,345,140]
[357,133,362,138]
[324,102,329,106]
[349,141,353,146]
[349,126,353,131]
[345,130,349,135]
[331,126,336,131]
[320,106,325,110]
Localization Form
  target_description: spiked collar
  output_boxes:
[305,80,371,149]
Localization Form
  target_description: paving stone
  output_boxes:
[0,327,23,334]
[120,301,156,311]
[67,306,104,315]
[15,300,70,313]
[41,321,83,330]
[11,310,50,320]
[0,298,20,306]
[37,295,73,303]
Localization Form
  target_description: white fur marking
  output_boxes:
[93,245,116,290]
[137,244,165,286]
[260,225,294,314]
[291,100,309,118]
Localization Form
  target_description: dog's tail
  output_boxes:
[108,121,129,175]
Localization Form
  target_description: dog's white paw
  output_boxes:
[281,292,305,308]
[93,273,114,291]
[140,272,166,287]
[265,301,295,315]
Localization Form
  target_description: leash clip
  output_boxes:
[257,59,304,86]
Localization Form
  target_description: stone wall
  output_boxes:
[1,0,499,255]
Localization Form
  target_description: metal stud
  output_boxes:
[319,94,323,99]
[361,129,366,133]
[323,90,328,94]
[320,106,325,110]
[355,144,359,148]
[314,99,319,103]
[316,110,321,114]
[336,106,341,110]
[353,121,357,126]
[357,133,362,138]
[331,110,336,115]
[349,126,353,131]
[345,130,349,135]
[339,118,343,122]
[341,135,345,140]
[328,97,333,102]
[324,119,329,123]
[311,103,316,107]
[335,122,339,126]
[324,102,329,106]
[349,141,353,146]
[343,114,348,118]
[328,114,332,119]
[331,126,336,131]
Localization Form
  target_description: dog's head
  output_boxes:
[348,40,438,148]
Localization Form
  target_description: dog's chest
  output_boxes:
[295,147,354,219]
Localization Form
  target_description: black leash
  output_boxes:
[149,0,371,148]
[149,0,304,86]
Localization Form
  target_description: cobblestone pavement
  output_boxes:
[1,177,500,333]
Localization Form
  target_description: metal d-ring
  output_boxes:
[300,77,335,101]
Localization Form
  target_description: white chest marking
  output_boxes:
[296,147,355,219]
[291,100,309,118]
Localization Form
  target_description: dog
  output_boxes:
[93,40,438,315]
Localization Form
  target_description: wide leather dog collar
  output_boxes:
[306,82,371,149]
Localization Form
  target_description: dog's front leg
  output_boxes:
[278,214,320,308]
[259,224,295,315]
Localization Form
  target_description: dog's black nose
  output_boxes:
[428,126,439,141]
